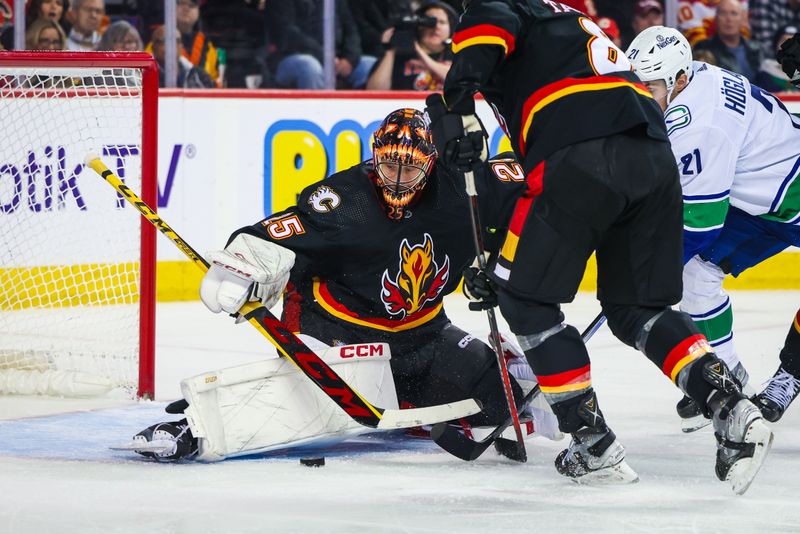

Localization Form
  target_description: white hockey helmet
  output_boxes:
[626,26,693,97]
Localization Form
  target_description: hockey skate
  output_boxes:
[704,360,773,495]
[677,362,752,433]
[555,427,639,484]
[754,366,800,422]
[111,420,198,462]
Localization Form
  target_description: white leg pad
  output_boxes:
[180,340,398,461]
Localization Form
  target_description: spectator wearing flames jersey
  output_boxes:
[679,0,750,47]
[198,108,551,437]
[426,0,764,487]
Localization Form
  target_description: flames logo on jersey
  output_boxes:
[381,233,449,318]
[308,185,341,213]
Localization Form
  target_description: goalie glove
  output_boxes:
[425,93,488,172]
[462,257,497,311]
[199,233,296,315]
[778,33,800,87]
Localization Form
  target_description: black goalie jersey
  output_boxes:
[444,0,668,170]
[231,155,525,345]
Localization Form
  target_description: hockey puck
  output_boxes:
[299,457,325,467]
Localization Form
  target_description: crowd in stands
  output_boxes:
[0,0,798,92]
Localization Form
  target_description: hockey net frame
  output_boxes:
[0,51,158,398]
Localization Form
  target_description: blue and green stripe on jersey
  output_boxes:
[687,296,734,347]
[761,155,800,224]
[683,190,730,232]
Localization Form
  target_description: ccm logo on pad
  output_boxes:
[340,344,384,358]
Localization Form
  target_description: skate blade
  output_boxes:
[571,460,640,485]
[110,439,175,454]
[726,419,774,495]
[681,414,711,433]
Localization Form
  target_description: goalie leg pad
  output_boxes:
[180,340,398,461]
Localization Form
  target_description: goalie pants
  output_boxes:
[296,314,523,426]
[490,132,719,423]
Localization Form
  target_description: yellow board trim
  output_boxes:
[6,251,796,311]
[452,36,508,55]
[539,380,592,394]
[577,252,800,292]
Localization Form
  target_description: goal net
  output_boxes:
[0,52,157,398]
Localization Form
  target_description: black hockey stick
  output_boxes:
[462,166,528,462]
[431,312,606,461]
[86,155,481,430]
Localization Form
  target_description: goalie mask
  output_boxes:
[372,108,437,220]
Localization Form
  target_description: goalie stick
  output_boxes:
[431,312,606,461]
[85,155,481,430]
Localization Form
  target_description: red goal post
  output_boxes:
[0,52,157,398]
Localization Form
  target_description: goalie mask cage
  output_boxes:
[0,52,157,399]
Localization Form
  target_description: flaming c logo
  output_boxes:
[381,233,449,318]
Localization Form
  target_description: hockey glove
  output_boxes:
[200,233,296,316]
[777,33,800,86]
[425,93,488,172]
[462,259,497,311]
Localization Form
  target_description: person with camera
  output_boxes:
[366,1,457,91]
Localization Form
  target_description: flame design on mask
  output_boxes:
[381,233,449,318]
[372,108,437,220]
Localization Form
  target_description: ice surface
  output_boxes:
[1,292,799,533]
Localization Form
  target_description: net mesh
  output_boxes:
[0,65,145,396]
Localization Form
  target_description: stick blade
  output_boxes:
[430,423,494,461]
[376,398,481,430]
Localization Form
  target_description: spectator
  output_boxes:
[150,25,215,88]
[598,16,622,48]
[631,0,663,36]
[694,0,762,82]
[756,25,800,92]
[750,0,800,56]
[176,0,219,87]
[202,0,269,88]
[348,0,412,58]
[97,20,141,51]
[366,1,455,91]
[66,0,103,51]
[25,17,66,50]
[270,0,374,89]
[679,0,750,47]
[1,0,70,50]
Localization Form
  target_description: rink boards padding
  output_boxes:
[13,88,786,303]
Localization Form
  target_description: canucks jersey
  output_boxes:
[230,155,525,342]
[443,0,668,169]
[666,61,800,261]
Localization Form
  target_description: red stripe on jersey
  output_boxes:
[315,279,441,331]
[518,75,652,155]
[537,364,591,387]
[452,24,516,56]
[508,161,545,235]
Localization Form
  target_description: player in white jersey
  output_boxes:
[628,26,800,428]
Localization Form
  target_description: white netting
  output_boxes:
[0,65,146,397]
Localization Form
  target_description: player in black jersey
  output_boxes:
[424,0,772,492]
[126,108,561,462]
